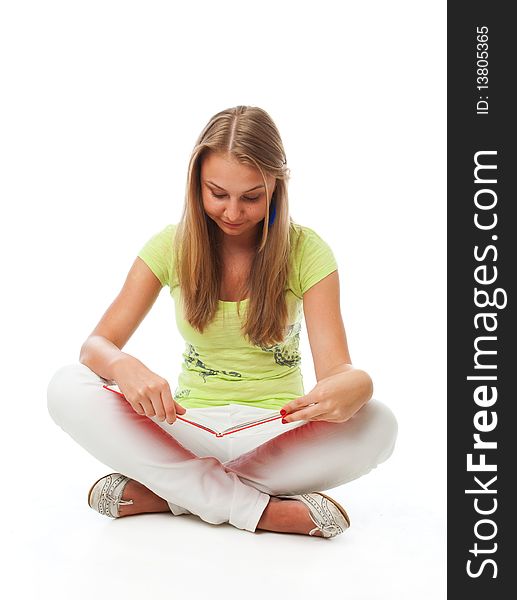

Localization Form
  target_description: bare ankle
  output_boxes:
[256,498,322,536]
[118,480,170,517]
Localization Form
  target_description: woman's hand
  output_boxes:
[111,355,186,424]
[280,368,373,424]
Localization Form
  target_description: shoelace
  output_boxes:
[307,511,340,537]
[104,492,134,507]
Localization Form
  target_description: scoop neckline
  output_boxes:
[218,297,250,305]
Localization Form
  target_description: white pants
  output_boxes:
[46,362,398,533]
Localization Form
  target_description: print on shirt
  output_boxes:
[259,322,301,367]
[183,343,243,382]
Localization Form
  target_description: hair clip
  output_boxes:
[268,201,277,226]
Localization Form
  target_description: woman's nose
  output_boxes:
[224,200,243,220]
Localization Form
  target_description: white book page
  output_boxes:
[103,384,281,434]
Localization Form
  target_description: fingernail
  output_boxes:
[280,410,286,416]
[282,418,287,424]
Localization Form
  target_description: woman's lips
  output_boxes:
[222,221,244,227]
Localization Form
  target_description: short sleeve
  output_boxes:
[298,227,338,295]
[137,224,175,288]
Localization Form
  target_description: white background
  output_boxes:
[0,1,446,598]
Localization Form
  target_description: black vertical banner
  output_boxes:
[448,2,516,596]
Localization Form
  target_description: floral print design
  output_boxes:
[173,387,191,400]
[259,322,302,367]
[182,343,243,383]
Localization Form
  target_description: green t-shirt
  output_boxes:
[137,223,338,410]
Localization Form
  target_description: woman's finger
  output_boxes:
[283,403,326,423]
[134,401,146,416]
[139,396,156,418]
[160,386,178,423]
[282,396,317,416]
[146,389,165,419]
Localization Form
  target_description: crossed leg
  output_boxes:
[221,399,398,497]
[47,363,397,534]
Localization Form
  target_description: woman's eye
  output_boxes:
[211,192,260,202]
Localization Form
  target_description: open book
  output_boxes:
[102,384,283,437]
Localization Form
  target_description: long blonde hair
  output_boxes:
[173,105,302,347]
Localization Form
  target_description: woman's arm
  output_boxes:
[79,256,162,381]
[281,270,373,423]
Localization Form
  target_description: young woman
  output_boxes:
[47,105,397,539]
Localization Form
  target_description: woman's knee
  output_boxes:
[46,362,96,426]
[317,399,398,487]
[359,398,398,466]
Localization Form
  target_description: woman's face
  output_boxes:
[200,152,276,242]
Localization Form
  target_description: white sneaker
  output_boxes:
[87,472,134,518]
[276,491,351,538]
